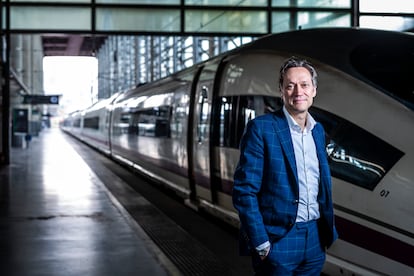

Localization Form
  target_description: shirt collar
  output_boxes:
[282,106,316,134]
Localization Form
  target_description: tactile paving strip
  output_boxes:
[131,204,233,276]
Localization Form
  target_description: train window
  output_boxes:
[127,106,171,137]
[73,119,81,128]
[218,96,237,147]
[83,117,99,130]
[197,86,209,143]
[216,95,282,148]
[310,107,404,190]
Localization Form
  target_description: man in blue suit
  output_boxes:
[233,56,337,275]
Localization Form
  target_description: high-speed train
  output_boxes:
[61,28,414,275]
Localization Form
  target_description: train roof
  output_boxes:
[243,27,414,110]
[110,28,413,111]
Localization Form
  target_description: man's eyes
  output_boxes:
[285,83,311,90]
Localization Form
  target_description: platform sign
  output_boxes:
[12,108,29,134]
[23,95,60,105]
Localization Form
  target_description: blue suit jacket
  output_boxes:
[233,109,337,254]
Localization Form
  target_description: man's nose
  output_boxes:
[293,84,303,94]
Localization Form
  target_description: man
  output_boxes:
[233,56,337,275]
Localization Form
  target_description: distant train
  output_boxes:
[61,28,414,275]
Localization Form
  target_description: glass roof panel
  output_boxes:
[185,10,267,33]
[96,8,181,32]
[272,0,350,8]
[360,1,414,13]
[10,6,90,30]
[186,0,267,6]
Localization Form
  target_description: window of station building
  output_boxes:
[272,0,350,8]
[83,117,100,130]
[185,10,267,34]
[186,0,267,6]
[358,1,414,30]
[272,11,350,33]
[96,8,180,32]
[359,0,414,13]
[11,0,89,2]
[310,107,404,191]
[96,0,178,3]
[360,16,414,32]
[10,6,90,30]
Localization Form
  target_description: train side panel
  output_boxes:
[109,70,196,197]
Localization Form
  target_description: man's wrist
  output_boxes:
[256,241,271,257]
[257,246,270,257]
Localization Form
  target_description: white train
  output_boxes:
[61,28,414,275]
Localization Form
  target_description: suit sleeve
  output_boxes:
[232,119,269,249]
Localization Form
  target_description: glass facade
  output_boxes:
[186,0,267,6]
[360,16,414,32]
[360,1,414,13]
[272,11,350,33]
[2,1,413,34]
[10,0,89,2]
[272,0,350,8]
[97,0,178,3]
[10,6,90,31]
[185,10,267,34]
[96,8,181,32]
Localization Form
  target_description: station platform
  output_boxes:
[0,128,180,276]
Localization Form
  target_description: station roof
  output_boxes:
[5,2,411,56]
[41,34,108,57]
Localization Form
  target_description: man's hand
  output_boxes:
[257,245,271,260]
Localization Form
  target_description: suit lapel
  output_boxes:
[272,110,298,185]
[312,124,328,171]
[312,124,330,192]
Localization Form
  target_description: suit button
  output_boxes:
[292,200,299,204]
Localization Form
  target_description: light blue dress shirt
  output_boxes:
[283,106,320,222]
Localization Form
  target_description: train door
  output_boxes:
[104,106,112,154]
[206,53,285,223]
[189,62,219,205]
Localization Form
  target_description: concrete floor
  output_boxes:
[0,128,178,276]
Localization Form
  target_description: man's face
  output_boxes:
[281,67,316,116]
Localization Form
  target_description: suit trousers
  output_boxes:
[253,220,326,276]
